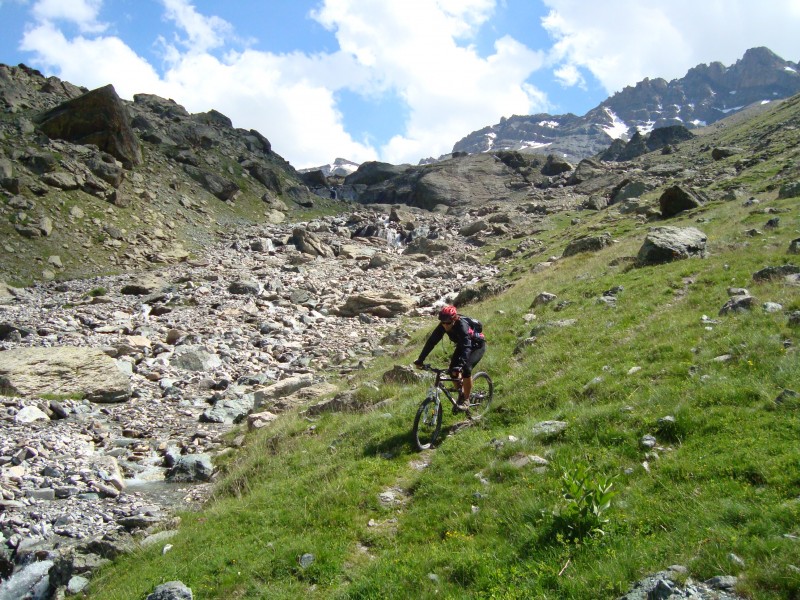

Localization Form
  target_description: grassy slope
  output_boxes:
[87,102,800,599]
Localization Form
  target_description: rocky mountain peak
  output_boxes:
[452,47,800,163]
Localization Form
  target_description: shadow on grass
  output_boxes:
[362,429,415,457]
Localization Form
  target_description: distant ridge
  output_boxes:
[452,47,800,163]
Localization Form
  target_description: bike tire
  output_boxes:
[468,372,493,417]
[412,397,443,450]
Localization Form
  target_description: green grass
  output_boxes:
[85,168,800,599]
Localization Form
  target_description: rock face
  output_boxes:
[34,84,142,168]
[352,153,532,210]
[0,346,131,402]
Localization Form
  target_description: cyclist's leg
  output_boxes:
[461,345,485,405]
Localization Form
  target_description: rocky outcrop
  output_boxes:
[355,153,532,210]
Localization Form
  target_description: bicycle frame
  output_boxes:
[424,366,462,409]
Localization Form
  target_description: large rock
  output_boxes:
[292,227,334,257]
[165,454,213,483]
[337,291,416,317]
[659,185,704,217]
[170,346,223,371]
[183,165,239,201]
[562,233,613,257]
[34,84,142,168]
[636,226,708,266]
[0,346,131,402]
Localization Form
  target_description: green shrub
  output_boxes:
[552,463,617,542]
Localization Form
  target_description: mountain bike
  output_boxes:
[412,364,493,450]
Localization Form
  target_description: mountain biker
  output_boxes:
[413,305,486,411]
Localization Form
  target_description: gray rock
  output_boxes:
[636,226,707,266]
[531,420,568,440]
[719,295,757,315]
[777,181,800,199]
[170,346,223,371]
[146,581,193,600]
[752,264,799,282]
[15,405,50,423]
[382,365,423,384]
[562,233,612,257]
[166,454,213,483]
[659,185,704,217]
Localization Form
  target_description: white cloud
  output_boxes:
[542,0,800,94]
[31,0,106,33]
[313,0,547,163]
[20,22,164,96]
[553,63,584,88]
[160,0,233,55]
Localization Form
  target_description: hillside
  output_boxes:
[16,94,800,597]
[1,74,800,599]
[0,64,342,286]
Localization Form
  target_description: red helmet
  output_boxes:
[438,305,458,322]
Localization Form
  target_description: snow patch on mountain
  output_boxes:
[602,108,629,139]
[299,158,360,177]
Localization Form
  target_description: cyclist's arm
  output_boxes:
[415,324,445,365]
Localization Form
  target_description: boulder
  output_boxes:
[34,84,142,168]
[636,227,708,266]
[165,454,213,483]
[777,181,800,199]
[183,165,239,201]
[338,291,416,318]
[292,227,334,257]
[711,146,744,160]
[562,233,612,257]
[0,346,131,402]
[170,346,223,372]
[659,185,704,217]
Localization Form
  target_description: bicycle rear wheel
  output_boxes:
[468,372,493,417]
[412,397,442,450]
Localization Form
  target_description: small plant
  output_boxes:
[552,463,617,542]
[87,286,107,297]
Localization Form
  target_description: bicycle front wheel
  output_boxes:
[468,372,493,417]
[412,397,442,450]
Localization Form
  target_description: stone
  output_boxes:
[15,405,50,423]
[0,346,131,402]
[146,581,193,600]
[659,185,704,217]
[636,227,707,266]
[170,346,223,371]
[562,233,612,257]
[337,291,416,318]
[166,454,213,483]
[531,420,568,440]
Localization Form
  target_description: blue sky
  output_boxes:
[1,0,798,169]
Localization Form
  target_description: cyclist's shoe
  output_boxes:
[453,394,470,414]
